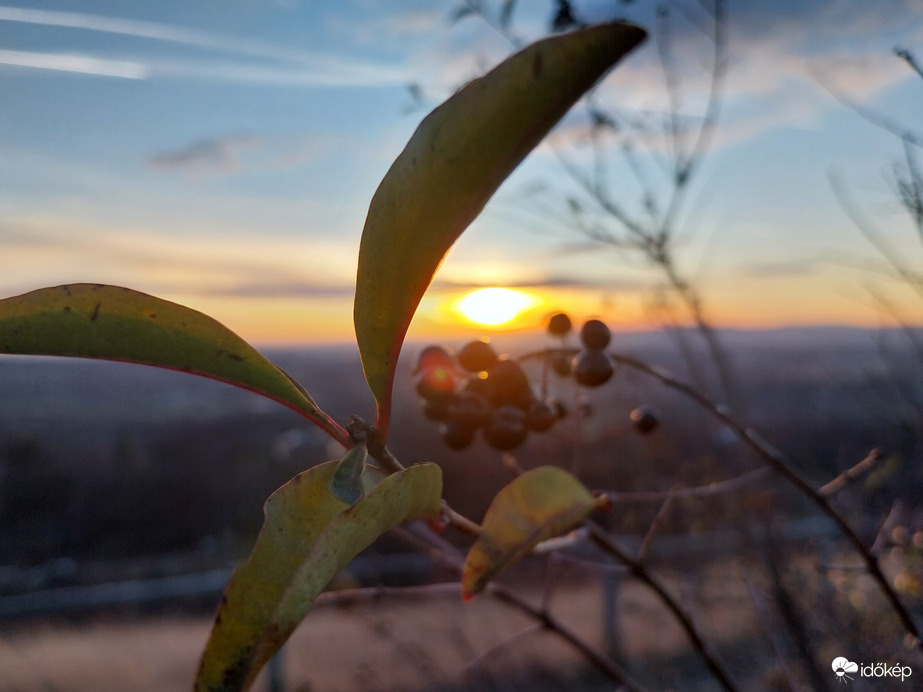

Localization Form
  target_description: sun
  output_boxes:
[452,288,541,327]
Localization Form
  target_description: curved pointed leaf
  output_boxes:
[329,443,368,504]
[462,466,606,600]
[0,284,340,435]
[354,22,646,437]
[195,460,442,692]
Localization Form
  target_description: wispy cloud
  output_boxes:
[147,132,344,177]
[0,5,408,85]
[0,48,147,78]
[148,136,259,176]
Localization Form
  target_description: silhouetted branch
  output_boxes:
[817,448,882,497]
[829,171,923,301]
[587,523,740,692]
[607,351,922,647]
[895,46,923,80]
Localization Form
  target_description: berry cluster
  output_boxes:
[546,313,615,387]
[415,313,650,452]
[415,339,562,452]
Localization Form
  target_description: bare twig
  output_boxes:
[607,351,922,647]
[895,46,923,81]
[738,564,804,692]
[394,524,650,692]
[818,448,882,497]
[637,495,675,561]
[606,467,769,503]
[830,171,923,301]
[441,499,483,538]
[587,523,740,692]
[463,623,544,676]
[871,500,905,557]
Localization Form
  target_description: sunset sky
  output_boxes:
[1,0,922,346]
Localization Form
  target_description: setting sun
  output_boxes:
[451,288,542,327]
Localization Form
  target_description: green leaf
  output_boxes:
[462,466,606,600]
[354,22,646,437]
[0,284,340,436]
[328,443,368,504]
[195,460,442,692]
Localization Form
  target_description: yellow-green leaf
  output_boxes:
[195,460,442,692]
[0,284,340,437]
[462,466,606,600]
[354,22,646,437]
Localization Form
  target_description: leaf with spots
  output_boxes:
[462,466,608,600]
[0,284,342,437]
[354,22,646,439]
[195,459,442,692]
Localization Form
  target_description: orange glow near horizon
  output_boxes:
[451,288,544,327]
[181,280,923,349]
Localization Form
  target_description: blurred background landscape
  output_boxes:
[3,0,923,689]
[3,326,923,690]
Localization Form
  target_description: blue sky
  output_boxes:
[1,0,922,344]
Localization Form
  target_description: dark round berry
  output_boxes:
[550,354,572,377]
[484,405,528,451]
[415,345,454,373]
[547,312,572,336]
[485,358,533,408]
[442,421,475,450]
[458,339,498,373]
[526,400,558,432]
[415,364,459,401]
[573,348,614,387]
[449,392,490,430]
[421,396,453,422]
[630,406,659,434]
[463,374,493,400]
[580,319,611,350]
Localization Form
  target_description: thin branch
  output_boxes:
[871,500,904,557]
[607,351,922,647]
[441,499,483,538]
[738,564,804,692]
[817,76,923,149]
[895,46,923,81]
[900,139,923,239]
[637,494,674,561]
[817,448,882,497]
[830,171,923,301]
[463,623,544,676]
[517,344,920,645]
[606,467,769,503]
[313,581,468,609]
[588,523,740,692]
[394,524,650,692]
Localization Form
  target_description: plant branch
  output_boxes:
[830,171,923,301]
[607,351,922,647]
[817,448,882,497]
[587,523,739,692]
[895,46,923,81]
[393,524,650,691]
[605,467,769,503]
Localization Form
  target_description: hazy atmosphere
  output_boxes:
[3,2,923,691]
[2,0,921,343]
